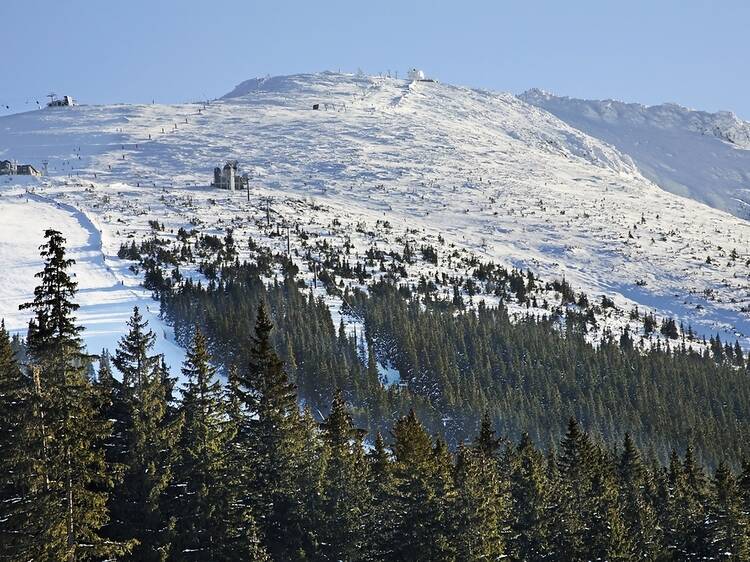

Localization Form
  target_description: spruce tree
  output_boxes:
[551,417,595,561]
[232,303,308,559]
[587,448,632,561]
[508,433,552,560]
[618,433,659,559]
[296,407,327,558]
[18,229,128,561]
[366,432,397,560]
[94,349,128,473]
[225,367,271,561]
[172,329,242,561]
[113,306,158,391]
[108,308,181,562]
[390,410,455,561]
[706,461,749,560]
[0,321,34,560]
[453,443,507,560]
[319,389,370,561]
[473,410,501,458]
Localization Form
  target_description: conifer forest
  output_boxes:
[0,228,749,561]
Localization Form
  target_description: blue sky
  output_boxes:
[2,0,749,117]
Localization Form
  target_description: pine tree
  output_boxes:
[366,432,397,560]
[706,461,749,560]
[17,229,128,561]
[508,433,552,560]
[428,438,457,560]
[108,309,181,562]
[231,303,308,559]
[113,306,158,391]
[739,458,750,520]
[473,410,501,458]
[660,446,710,559]
[170,327,267,560]
[319,389,370,561]
[224,367,271,562]
[296,407,327,558]
[390,410,455,561]
[453,443,507,560]
[94,349,128,474]
[551,417,595,561]
[0,320,34,560]
[618,433,659,559]
[587,448,632,561]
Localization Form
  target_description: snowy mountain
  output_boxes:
[3,71,750,361]
[519,89,750,218]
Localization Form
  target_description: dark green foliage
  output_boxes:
[318,390,370,561]
[231,304,310,559]
[4,229,750,560]
[389,410,456,561]
[508,433,553,560]
[349,281,750,465]
[106,308,181,562]
[170,327,266,561]
[11,230,128,560]
[0,321,33,559]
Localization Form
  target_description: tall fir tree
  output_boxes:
[390,410,455,561]
[366,432,398,560]
[618,433,660,560]
[0,321,34,560]
[113,306,158,391]
[706,461,750,561]
[231,303,308,559]
[587,447,632,561]
[453,443,507,560]
[107,308,181,562]
[508,433,553,560]
[18,229,127,561]
[551,417,596,561]
[170,327,267,561]
[319,389,370,561]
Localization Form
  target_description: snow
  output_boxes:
[519,89,750,219]
[378,361,401,386]
[2,71,750,356]
[0,192,185,371]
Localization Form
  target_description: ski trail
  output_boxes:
[0,192,186,374]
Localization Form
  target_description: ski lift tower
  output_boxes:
[46,92,57,106]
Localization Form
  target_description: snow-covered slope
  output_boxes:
[0,192,185,369]
[519,89,750,218]
[3,72,750,355]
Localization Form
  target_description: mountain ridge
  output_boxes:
[2,71,750,354]
[519,88,750,217]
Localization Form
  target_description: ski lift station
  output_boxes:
[46,94,75,107]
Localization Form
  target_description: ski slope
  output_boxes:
[2,72,750,353]
[0,191,185,370]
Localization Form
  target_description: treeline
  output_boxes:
[160,260,442,439]
[160,257,750,466]
[350,281,750,465]
[3,230,750,561]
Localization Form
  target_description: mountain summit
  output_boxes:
[2,72,750,351]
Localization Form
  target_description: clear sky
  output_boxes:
[2,0,749,118]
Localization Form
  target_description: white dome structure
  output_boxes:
[408,68,426,81]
